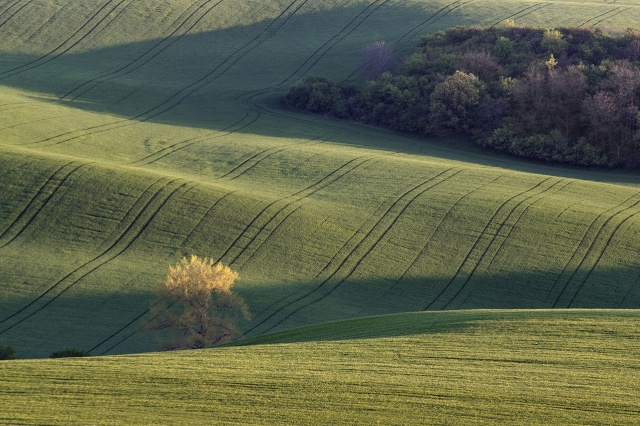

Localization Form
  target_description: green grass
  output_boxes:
[1,1,640,423]
[1,0,640,359]
[1,310,639,424]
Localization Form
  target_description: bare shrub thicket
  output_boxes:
[360,41,395,79]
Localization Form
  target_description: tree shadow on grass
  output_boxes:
[1,263,639,358]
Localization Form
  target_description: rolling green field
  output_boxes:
[1,0,640,423]
[2,310,639,424]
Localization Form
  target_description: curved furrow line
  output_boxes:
[423,176,556,310]
[489,3,545,28]
[591,7,631,28]
[91,299,179,356]
[343,0,474,82]
[0,0,134,80]
[368,173,507,312]
[61,0,225,101]
[240,215,334,322]
[444,178,572,310]
[217,138,322,181]
[130,110,261,167]
[0,0,22,18]
[512,3,550,21]
[88,306,152,355]
[0,113,67,132]
[347,0,477,81]
[21,0,78,46]
[552,198,640,308]
[0,0,31,30]
[396,0,462,44]
[0,175,168,325]
[235,204,305,270]
[485,179,574,271]
[312,167,459,280]
[252,168,465,335]
[90,189,244,355]
[0,161,89,250]
[0,179,190,335]
[23,0,309,148]
[620,273,640,307]
[274,0,391,85]
[0,160,75,240]
[180,190,236,248]
[244,167,461,335]
[405,0,477,43]
[578,6,621,28]
[235,0,404,125]
[229,158,352,269]
[220,156,375,266]
[546,191,640,306]
[568,209,640,307]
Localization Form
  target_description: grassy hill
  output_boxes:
[2,310,639,424]
[1,0,640,361]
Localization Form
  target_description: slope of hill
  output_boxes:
[2,310,639,424]
[1,0,640,357]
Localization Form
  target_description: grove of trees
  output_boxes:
[285,25,640,168]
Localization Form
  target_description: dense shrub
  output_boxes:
[285,25,640,168]
[50,348,91,358]
[0,343,17,360]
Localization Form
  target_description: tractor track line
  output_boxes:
[0,0,133,80]
[591,7,631,27]
[0,176,171,325]
[428,177,563,309]
[0,180,189,334]
[485,179,574,270]
[281,0,392,83]
[567,206,640,307]
[62,0,226,101]
[447,179,572,309]
[578,6,622,28]
[0,161,75,240]
[0,162,89,250]
[23,0,309,148]
[130,111,257,166]
[254,169,464,335]
[424,177,555,310]
[181,191,236,247]
[0,0,31,30]
[372,173,506,309]
[547,191,640,306]
[221,156,374,265]
[544,192,640,302]
[244,167,460,335]
[396,0,463,44]
[489,3,545,28]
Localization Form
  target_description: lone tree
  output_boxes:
[147,255,250,350]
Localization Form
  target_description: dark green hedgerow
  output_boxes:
[285,25,640,168]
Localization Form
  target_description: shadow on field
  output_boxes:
[1,263,638,358]
[0,3,453,127]
[237,266,640,341]
[2,3,640,184]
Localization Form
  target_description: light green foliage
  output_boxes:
[1,310,639,424]
[429,71,482,134]
[541,29,568,55]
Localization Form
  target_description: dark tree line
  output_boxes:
[285,25,640,168]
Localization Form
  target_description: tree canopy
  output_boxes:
[285,25,640,168]
[146,255,250,350]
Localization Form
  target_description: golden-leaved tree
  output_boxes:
[147,255,250,350]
